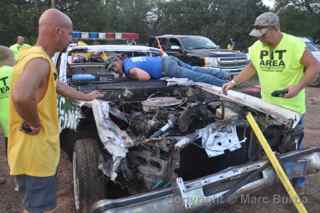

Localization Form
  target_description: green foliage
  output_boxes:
[0,0,318,49]
[0,0,43,45]
[154,0,267,50]
[275,0,320,40]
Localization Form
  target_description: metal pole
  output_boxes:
[246,112,308,213]
[51,0,55,8]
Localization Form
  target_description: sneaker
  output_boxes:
[14,177,20,192]
[0,177,6,185]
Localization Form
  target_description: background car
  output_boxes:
[149,35,249,75]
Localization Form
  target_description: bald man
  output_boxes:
[9,36,32,59]
[8,9,103,213]
[0,46,15,185]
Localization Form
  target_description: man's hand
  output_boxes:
[20,121,41,135]
[222,80,237,95]
[83,90,104,101]
[222,63,257,95]
[283,85,302,98]
[57,81,104,101]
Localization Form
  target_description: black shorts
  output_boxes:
[16,175,57,213]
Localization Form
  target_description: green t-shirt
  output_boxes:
[249,33,306,113]
[9,43,32,59]
[0,65,12,137]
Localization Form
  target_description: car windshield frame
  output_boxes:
[180,36,217,50]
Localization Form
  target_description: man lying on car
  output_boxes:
[111,55,231,86]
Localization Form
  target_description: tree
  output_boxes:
[152,0,267,50]
[275,0,320,16]
[275,0,320,39]
[1,0,316,49]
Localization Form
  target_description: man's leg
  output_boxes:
[282,117,305,192]
[4,137,7,159]
[167,59,227,86]
[17,175,57,213]
[293,117,305,188]
[292,119,305,189]
[169,56,193,69]
[191,66,229,79]
[0,137,7,185]
[168,56,229,82]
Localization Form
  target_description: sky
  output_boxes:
[262,0,275,8]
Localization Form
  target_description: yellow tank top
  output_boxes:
[8,46,60,177]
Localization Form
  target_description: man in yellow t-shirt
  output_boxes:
[9,36,32,59]
[8,9,103,213]
[0,46,15,185]
[223,12,320,191]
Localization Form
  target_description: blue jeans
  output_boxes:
[283,116,305,188]
[164,56,228,86]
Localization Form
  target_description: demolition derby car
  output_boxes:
[54,37,320,213]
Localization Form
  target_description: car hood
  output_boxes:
[162,79,302,128]
[185,49,247,58]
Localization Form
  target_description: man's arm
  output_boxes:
[284,50,320,98]
[12,58,49,127]
[56,81,103,101]
[222,62,257,94]
[128,68,151,80]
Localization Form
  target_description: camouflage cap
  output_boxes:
[249,12,280,37]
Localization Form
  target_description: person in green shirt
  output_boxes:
[9,36,32,59]
[0,45,15,185]
[223,12,320,192]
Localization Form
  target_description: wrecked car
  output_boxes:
[55,43,320,213]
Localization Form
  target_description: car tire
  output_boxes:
[73,138,106,213]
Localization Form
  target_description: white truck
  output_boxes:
[54,32,320,213]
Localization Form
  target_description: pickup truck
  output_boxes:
[149,35,249,75]
[54,33,320,213]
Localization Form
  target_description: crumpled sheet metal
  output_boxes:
[196,82,302,128]
[199,124,245,157]
[91,100,134,180]
[163,79,301,128]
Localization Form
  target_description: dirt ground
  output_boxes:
[0,87,320,213]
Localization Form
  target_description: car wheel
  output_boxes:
[73,138,106,213]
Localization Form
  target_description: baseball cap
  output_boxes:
[249,12,280,37]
